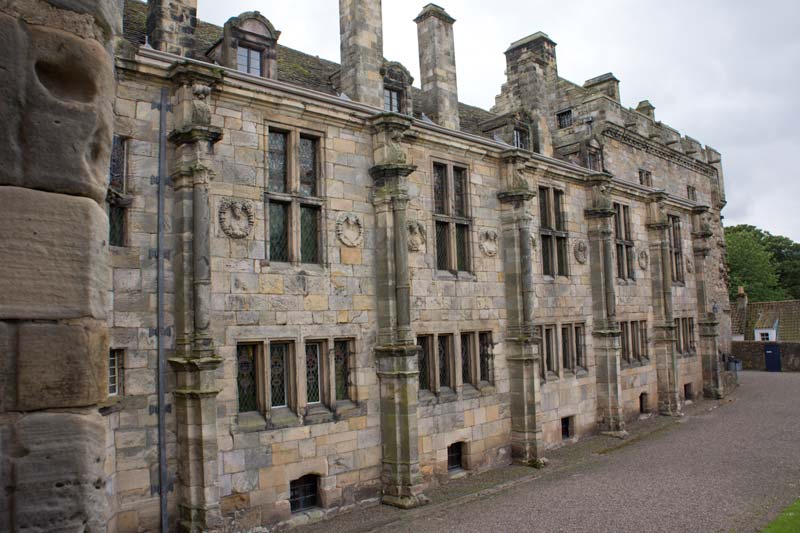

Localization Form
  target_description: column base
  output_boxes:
[381,493,430,509]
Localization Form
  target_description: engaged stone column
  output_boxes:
[691,206,724,398]
[167,64,225,532]
[498,151,544,464]
[585,174,625,434]
[646,192,682,415]
[0,1,120,530]
[369,114,428,508]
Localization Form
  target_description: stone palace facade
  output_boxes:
[0,0,734,531]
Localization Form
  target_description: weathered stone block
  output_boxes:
[16,320,108,411]
[0,187,109,320]
[0,14,24,185]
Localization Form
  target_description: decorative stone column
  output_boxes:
[0,1,120,530]
[166,63,225,532]
[646,192,682,416]
[498,150,545,464]
[585,173,625,434]
[369,113,428,509]
[691,206,724,398]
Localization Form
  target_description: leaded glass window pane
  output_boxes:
[417,336,430,391]
[539,187,550,229]
[436,221,449,270]
[237,344,258,413]
[305,343,321,404]
[542,234,553,276]
[575,325,585,368]
[453,167,467,217]
[438,335,450,389]
[456,224,469,272]
[460,333,471,385]
[334,340,349,401]
[300,206,319,263]
[109,204,126,247]
[299,137,317,197]
[544,327,555,373]
[109,136,125,192]
[270,343,288,407]
[248,48,261,76]
[237,46,249,73]
[434,164,447,215]
[479,332,492,383]
[562,326,571,370]
[556,236,567,276]
[269,202,289,262]
[638,322,647,359]
[268,131,288,193]
[553,190,564,231]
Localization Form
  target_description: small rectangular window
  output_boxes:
[270,343,289,408]
[557,109,573,129]
[289,474,319,512]
[638,169,652,187]
[453,167,468,218]
[674,318,683,354]
[621,322,630,363]
[760,332,770,341]
[438,334,452,391]
[109,205,127,248]
[305,342,322,404]
[436,221,450,271]
[561,326,573,371]
[268,131,288,193]
[538,187,551,230]
[669,215,684,282]
[479,332,493,384]
[687,185,697,201]
[543,326,556,376]
[574,325,585,369]
[269,202,290,262]
[108,135,127,247]
[237,344,259,413]
[299,136,318,197]
[613,203,635,280]
[417,336,432,391]
[109,349,123,396]
[433,163,448,215]
[333,340,351,402]
[639,321,648,360]
[384,88,401,113]
[540,187,569,277]
[513,127,530,150]
[460,333,473,386]
[300,205,320,264]
[447,442,464,471]
[237,46,262,76]
[456,224,470,272]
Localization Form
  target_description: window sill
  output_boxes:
[235,411,268,433]
[332,399,365,419]
[436,387,458,403]
[260,260,326,274]
[269,407,303,429]
[461,384,481,400]
[575,368,589,378]
[418,389,438,406]
[304,403,335,425]
[477,382,496,395]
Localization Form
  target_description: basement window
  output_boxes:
[289,474,319,512]
[684,383,694,401]
[640,392,649,414]
[561,417,574,440]
[447,442,464,471]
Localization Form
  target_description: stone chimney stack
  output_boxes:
[736,286,748,313]
[146,0,198,57]
[339,0,385,108]
[415,4,460,130]
[636,100,655,120]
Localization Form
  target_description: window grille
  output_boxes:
[268,131,288,193]
[561,326,573,371]
[289,475,318,512]
[417,336,431,391]
[574,325,586,368]
[300,206,320,264]
[270,343,288,407]
[333,340,350,401]
[557,109,573,129]
[479,332,493,383]
[433,163,448,215]
[108,349,123,396]
[305,342,322,404]
[460,333,472,385]
[438,335,451,390]
[269,202,290,262]
[109,205,126,248]
[456,224,470,272]
[436,221,450,270]
[237,344,258,412]
[433,163,471,272]
[299,137,317,197]
[543,326,556,376]
[108,135,127,247]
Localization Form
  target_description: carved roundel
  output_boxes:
[638,249,649,270]
[407,220,427,252]
[686,257,694,274]
[573,240,588,264]
[219,198,254,239]
[336,213,364,247]
[480,230,499,257]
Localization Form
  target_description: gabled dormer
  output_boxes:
[207,12,280,79]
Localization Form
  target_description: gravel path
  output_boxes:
[300,372,800,533]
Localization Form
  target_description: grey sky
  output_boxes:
[197,0,800,241]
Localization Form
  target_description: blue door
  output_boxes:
[765,344,781,372]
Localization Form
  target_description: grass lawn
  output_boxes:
[762,499,800,532]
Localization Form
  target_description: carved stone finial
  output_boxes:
[219,198,254,239]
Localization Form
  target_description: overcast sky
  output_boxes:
[197,0,800,241]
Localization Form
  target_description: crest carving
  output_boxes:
[407,221,427,252]
[219,198,254,239]
[638,249,649,270]
[336,213,364,247]
[573,240,588,264]
[686,258,694,274]
[479,230,499,257]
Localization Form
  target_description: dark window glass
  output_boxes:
[639,322,648,359]
[561,326,572,371]
[237,344,258,413]
[688,318,695,351]
[384,89,401,113]
[436,221,449,270]
[539,187,550,229]
[333,340,350,401]
[447,442,464,471]
[513,128,530,150]
[438,335,451,390]
[270,343,288,407]
[456,224,469,272]
[109,205,126,247]
[544,327,555,374]
[669,216,684,282]
[556,237,568,276]
[269,202,289,262]
[553,190,565,231]
[621,322,630,363]
[417,336,430,391]
[434,164,448,215]
[542,234,553,276]
[575,325,585,368]
[639,169,652,187]
[299,136,317,197]
[268,131,288,193]
[631,322,640,360]
[461,333,472,386]
[109,136,125,192]
[557,110,573,129]
[453,167,467,217]
[300,206,320,264]
[305,343,321,404]
[237,46,261,76]
[289,475,318,512]
[479,332,493,383]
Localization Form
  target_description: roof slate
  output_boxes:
[122,0,498,136]
[743,300,800,341]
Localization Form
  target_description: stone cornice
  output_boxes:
[603,123,717,178]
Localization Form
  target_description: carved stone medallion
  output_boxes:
[479,230,499,257]
[573,240,588,264]
[407,221,427,252]
[336,213,364,247]
[219,198,254,239]
[638,249,649,270]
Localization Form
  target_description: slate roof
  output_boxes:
[121,0,498,137]
[731,303,747,337]
[741,300,800,341]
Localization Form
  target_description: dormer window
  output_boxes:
[384,88,402,113]
[513,128,530,150]
[237,46,262,76]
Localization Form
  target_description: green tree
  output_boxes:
[726,225,800,300]
[725,228,787,302]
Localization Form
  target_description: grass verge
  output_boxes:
[762,499,800,532]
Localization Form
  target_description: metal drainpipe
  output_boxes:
[156,86,169,533]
